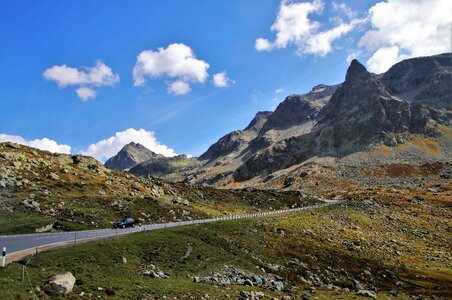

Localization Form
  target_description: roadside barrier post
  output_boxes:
[1,247,5,268]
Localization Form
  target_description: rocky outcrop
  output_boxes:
[105,142,160,170]
[193,265,285,291]
[48,272,76,294]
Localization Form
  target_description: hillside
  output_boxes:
[0,142,321,234]
[130,154,199,178]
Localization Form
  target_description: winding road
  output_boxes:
[0,200,344,264]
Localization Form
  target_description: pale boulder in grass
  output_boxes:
[49,272,76,294]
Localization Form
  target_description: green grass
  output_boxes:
[0,212,55,235]
[2,202,450,299]
[1,223,287,299]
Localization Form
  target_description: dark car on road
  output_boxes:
[113,217,135,229]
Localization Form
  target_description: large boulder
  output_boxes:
[49,272,75,294]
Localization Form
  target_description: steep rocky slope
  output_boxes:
[234,59,448,181]
[105,142,160,170]
[199,111,272,163]
[260,84,339,133]
[381,53,452,109]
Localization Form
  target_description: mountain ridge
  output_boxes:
[104,53,451,185]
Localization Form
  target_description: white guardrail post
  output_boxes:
[1,247,5,268]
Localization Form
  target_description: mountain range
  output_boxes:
[105,53,451,186]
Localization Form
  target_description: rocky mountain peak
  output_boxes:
[260,84,339,134]
[105,142,159,170]
[244,111,273,132]
[123,142,142,150]
[344,59,373,85]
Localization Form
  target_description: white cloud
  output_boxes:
[255,0,363,57]
[255,38,273,51]
[43,61,119,88]
[212,71,232,88]
[76,87,96,101]
[133,43,210,95]
[332,1,357,18]
[275,88,284,94]
[360,0,452,73]
[366,46,405,73]
[43,60,119,100]
[0,134,71,154]
[82,128,176,162]
[167,80,191,95]
[302,20,360,56]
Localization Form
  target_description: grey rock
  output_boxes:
[35,224,53,233]
[243,279,253,286]
[238,291,251,300]
[271,280,284,291]
[49,272,75,294]
[356,290,377,299]
[172,196,190,206]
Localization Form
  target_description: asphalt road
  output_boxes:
[0,200,344,257]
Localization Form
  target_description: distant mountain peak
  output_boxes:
[104,142,159,170]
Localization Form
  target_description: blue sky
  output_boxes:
[1,0,450,161]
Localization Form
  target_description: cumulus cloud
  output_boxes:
[43,60,119,100]
[133,43,210,95]
[255,38,273,51]
[82,128,176,162]
[366,46,405,74]
[360,0,452,73]
[0,134,71,154]
[255,0,363,56]
[167,80,191,95]
[212,71,232,88]
[76,87,96,101]
[303,20,361,56]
